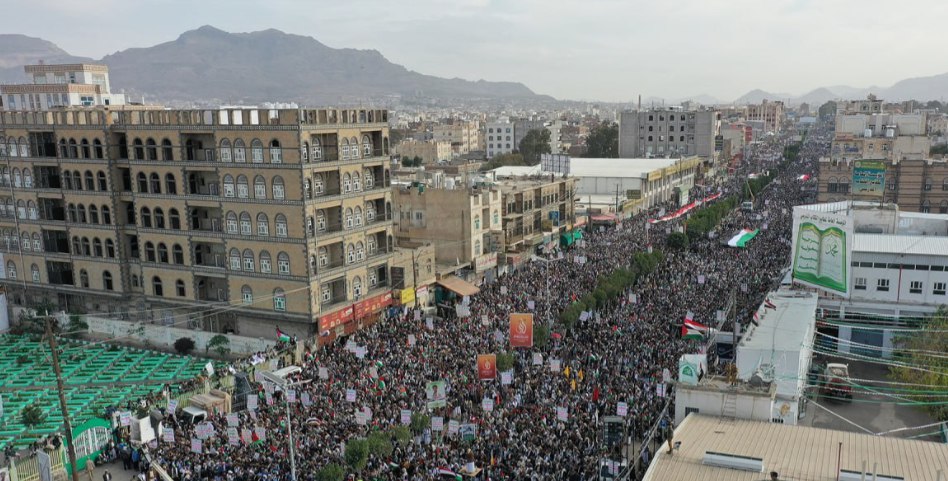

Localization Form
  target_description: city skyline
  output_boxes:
[7,0,948,103]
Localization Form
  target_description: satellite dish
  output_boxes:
[749,374,765,388]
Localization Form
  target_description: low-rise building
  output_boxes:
[486,171,578,259]
[390,243,436,309]
[2,63,127,111]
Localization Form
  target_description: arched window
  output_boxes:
[6,261,16,279]
[72,236,81,255]
[365,202,376,222]
[12,168,21,188]
[345,208,354,228]
[102,205,111,224]
[173,244,184,264]
[236,175,249,198]
[175,279,186,297]
[475,239,482,255]
[161,139,173,161]
[233,139,246,162]
[352,276,363,298]
[259,251,272,273]
[269,139,282,163]
[254,176,266,199]
[367,236,377,254]
[7,138,18,158]
[354,206,363,226]
[364,169,374,189]
[343,173,351,193]
[921,199,932,213]
[133,138,144,160]
[942,178,948,192]
[57,139,67,158]
[79,269,89,288]
[925,177,933,191]
[32,233,41,252]
[257,213,269,236]
[362,135,372,156]
[73,170,82,189]
[220,139,232,162]
[317,247,329,267]
[272,176,285,199]
[352,172,361,191]
[146,138,158,161]
[304,179,313,199]
[273,288,286,311]
[165,173,176,194]
[93,238,103,257]
[277,252,290,274]
[157,243,169,263]
[30,264,40,283]
[140,207,152,228]
[97,171,107,191]
[149,173,161,193]
[144,241,156,262]
[21,232,29,251]
[137,172,148,192]
[341,138,350,160]
[346,243,356,264]
[84,171,95,191]
[241,285,253,305]
[239,212,252,235]
[316,210,327,232]
[103,271,113,291]
[23,169,32,188]
[166,208,179,229]
[355,241,365,261]
[313,173,324,195]
[155,207,165,229]
[251,139,264,163]
[76,204,86,223]
[311,138,322,160]
[229,248,241,270]
[243,249,255,271]
[26,201,37,220]
[275,214,288,237]
[473,215,481,230]
[306,216,314,236]
[105,239,115,257]
[93,139,104,159]
[68,139,78,159]
[87,205,99,224]
[226,211,238,234]
[61,170,72,190]
[223,174,235,197]
[152,276,163,296]
[131,274,139,288]
[301,142,309,163]
[349,137,360,159]
[16,200,25,219]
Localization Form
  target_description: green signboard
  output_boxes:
[852,160,886,197]
[791,208,852,297]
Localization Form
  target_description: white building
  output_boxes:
[674,376,776,426]
[2,63,127,111]
[485,121,515,158]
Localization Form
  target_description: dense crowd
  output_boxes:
[148,128,830,481]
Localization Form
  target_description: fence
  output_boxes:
[83,315,276,355]
[621,396,673,481]
[8,448,66,481]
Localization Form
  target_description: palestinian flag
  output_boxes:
[681,325,704,341]
[764,298,777,310]
[684,318,711,333]
[727,229,759,248]
[276,327,291,342]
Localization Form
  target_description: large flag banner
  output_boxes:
[477,354,497,380]
[678,354,707,386]
[509,313,534,348]
[727,228,760,248]
[791,207,852,297]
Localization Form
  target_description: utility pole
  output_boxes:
[44,314,80,481]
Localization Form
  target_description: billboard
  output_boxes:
[509,313,534,348]
[791,207,853,297]
[477,354,497,380]
[852,160,886,197]
[540,154,570,175]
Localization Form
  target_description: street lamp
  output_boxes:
[259,372,311,481]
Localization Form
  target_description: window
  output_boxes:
[173,244,184,264]
[363,135,372,156]
[342,139,350,160]
[925,178,933,191]
[6,261,16,279]
[277,252,290,274]
[474,216,481,230]
[343,173,351,193]
[272,176,285,199]
[161,139,173,161]
[877,279,890,292]
[79,269,89,288]
[237,175,249,198]
[934,282,946,295]
[233,139,246,162]
[105,239,115,258]
[226,211,238,234]
[316,210,327,232]
[176,280,186,297]
[354,207,363,226]
[229,248,241,270]
[311,138,322,160]
[251,139,264,163]
[854,277,867,290]
[347,243,356,264]
[154,208,165,229]
[21,233,30,251]
[223,175,235,197]
[368,270,378,287]
[146,138,158,161]
[921,200,931,213]
[169,208,180,229]
[301,142,309,162]
[23,169,32,188]
[345,208,354,228]
[157,243,169,263]
[241,285,253,305]
[356,242,365,261]
[254,176,267,199]
[132,275,139,288]
[314,174,324,194]
[367,237,377,255]
[269,140,282,163]
[260,251,272,273]
[103,271,113,291]
[239,212,252,235]
[275,214,288,237]
[364,169,374,189]
[365,203,375,222]
[220,139,232,162]
[133,139,144,160]
[352,172,362,191]
[93,238,103,257]
[353,276,363,298]
[152,277,163,297]
[941,201,948,214]
[910,281,923,294]
[273,288,286,311]
[318,247,329,267]
[32,233,41,252]
[256,213,270,236]
[30,264,39,283]
[140,207,152,228]
[149,173,161,193]
[137,172,148,192]
[243,249,255,271]
[165,174,176,194]
[97,171,107,191]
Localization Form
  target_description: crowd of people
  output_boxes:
[147,127,830,481]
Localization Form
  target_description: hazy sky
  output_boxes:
[8,0,948,102]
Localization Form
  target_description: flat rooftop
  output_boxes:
[644,414,948,481]
[571,157,688,178]
[739,291,817,353]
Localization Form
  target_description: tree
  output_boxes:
[367,431,394,458]
[890,306,948,421]
[518,128,552,165]
[818,101,837,119]
[316,464,346,481]
[207,335,231,357]
[667,232,690,250]
[496,352,515,372]
[931,144,948,156]
[389,426,411,446]
[21,403,46,430]
[584,122,618,158]
[534,324,551,348]
[174,337,196,355]
[409,413,429,433]
[344,439,370,472]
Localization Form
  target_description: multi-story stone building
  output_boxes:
[493,174,578,255]
[0,106,394,339]
[618,109,718,160]
[431,121,480,155]
[1,63,127,111]
[394,139,452,164]
[743,99,785,133]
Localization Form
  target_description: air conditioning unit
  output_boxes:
[702,451,764,472]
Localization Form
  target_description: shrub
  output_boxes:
[409,413,429,433]
[495,352,515,372]
[667,232,689,250]
[21,403,46,430]
[316,464,345,481]
[207,335,231,357]
[173,337,196,355]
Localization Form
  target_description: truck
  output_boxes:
[821,363,852,401]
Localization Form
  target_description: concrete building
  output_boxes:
[674,376,776,426]
[512,118,546,151]
[395,139,453,164]
[643,414,948,481]
[2,63,127,111]
[838,94,884,115]
[485,121,515,158]
[390,243,436,309]
[743,99,785,133]
[0,106,394,341]
[618,108,719,159]
[573,157,701,215]
[431,121,480,155]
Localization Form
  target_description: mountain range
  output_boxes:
[1,27,947,105]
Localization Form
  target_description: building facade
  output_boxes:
[2,64,127,111]
[743,99,785,134]
[485,122,515,158]
[394,139,452,164]
[0,106,394,340]
[494,175,577,254]
[618,109,718,159]
[431,121,480,155]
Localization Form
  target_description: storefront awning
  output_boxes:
[436,275,480,297]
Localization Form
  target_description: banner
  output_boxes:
[556,406,568,422]
[400,409,412,425]
[190,438,202,454]
[162,427,175,443]
[346,389,357,402]
[426,380,447,409]
[678,354,707,386]
[791,207,852,297]
[617,402,628,417]
[509,313,534,348]
[477,354,497,380]
[852,160,886,197]
[432,417,444,431]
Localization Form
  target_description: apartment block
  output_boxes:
[431,121,480,154]
[494,175,577,254]
[2,64,127,111]
[618,109,719,159]
[485,122,515,158]
[394,139,452,164]
[0,106,394,340]
[743,99,785,133]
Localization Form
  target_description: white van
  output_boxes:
[180,406,207,425]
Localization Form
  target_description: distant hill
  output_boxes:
[0,34,91,83]
[881,72,948,102]
[0,26,548,105]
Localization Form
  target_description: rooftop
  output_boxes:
[643,414,948,481]
[739,290,818,354]
[570,157,691,178]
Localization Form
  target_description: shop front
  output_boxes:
[318,291,393,344]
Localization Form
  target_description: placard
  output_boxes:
[500,371,512,385]
[509,313,534,348]
[407,334,416,347]
[556,406,568,422]
[247,395,258,411]
[119,411,132,427]
[254,426,266,441]
[167,399,178,414]
[355,410,367,425]
[162,427,175,443]
[482,398,494,412]
[448,419,460,435]
[400,409,412,425]
[190,438,202,454]
[318,367,329,380]
[617,402,628,417]
[346,389,357,402]
[226,413,239,427]
[302,392,312,407]
[550,359,561,372]
[477,354,497,380]
[432,416,444,431]
[532,353,543,365]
